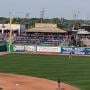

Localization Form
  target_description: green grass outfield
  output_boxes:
[0,54,90,90]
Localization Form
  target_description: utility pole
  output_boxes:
[40,8,44,23]
[25,13,30,19]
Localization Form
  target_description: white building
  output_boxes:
[0,24,26,35]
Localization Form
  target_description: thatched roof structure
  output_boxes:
[26,23,66,33]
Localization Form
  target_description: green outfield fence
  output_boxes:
[0,45,7,52]
[4,44,90,55]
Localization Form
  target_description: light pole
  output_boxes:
[8,13,13,52]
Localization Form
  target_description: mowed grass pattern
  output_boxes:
[0,54,90,90]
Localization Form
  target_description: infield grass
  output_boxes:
[0,53,90,90]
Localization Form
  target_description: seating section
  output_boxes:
[81,38,90,47]
[0,35,5,45]
[14,33,69,46]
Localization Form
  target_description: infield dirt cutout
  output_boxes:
[0,73,79,90]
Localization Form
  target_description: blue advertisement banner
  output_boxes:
[61,47,85,55]
[61,47,74,54]
[85,48,90,54]
[74,48,85,54]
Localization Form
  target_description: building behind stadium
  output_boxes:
[0,24,26,36]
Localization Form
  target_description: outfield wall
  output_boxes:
[13,45,61,53]
[0,45,7,52]
[37,46,60,53]
[13,45,90,55]
[14,45,25,52]
[61,47,85,55]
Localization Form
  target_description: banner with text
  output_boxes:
[14,45,25,52]
[85,48,90,54]
[61,47,74,54]
[61,47,85,54]
[25,45,36,52]
[74,47,85,54]
[37,46,61,53]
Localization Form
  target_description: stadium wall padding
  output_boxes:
[13,45,61,53]
[7,44,14,52]
[13,45,90,55]
[61,47,85,54]
[14,45,25,52]
[37,46,61,53]
[85,48,90,55]
[0,45,7,52]
[25,45,36,52]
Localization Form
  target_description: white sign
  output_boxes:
[25,45,36,52]
[14,45,25,51]
[37,46,60,53]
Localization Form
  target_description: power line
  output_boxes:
[25,13,30,19]
[40,8,45,23]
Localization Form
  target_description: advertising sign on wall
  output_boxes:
[85,48,90,54]
[14,45,25,52]
[61,47,86,55]
[37,46,60,53]
[74,48,85,54]
[61,47,74,54]
[25,45,36,52]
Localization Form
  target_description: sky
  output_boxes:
[0,0,90,19]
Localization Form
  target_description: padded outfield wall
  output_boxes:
[13,45,61,53]
[0,45,7,52]
[13,45,90,55]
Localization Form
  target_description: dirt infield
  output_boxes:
[0,73,79,90]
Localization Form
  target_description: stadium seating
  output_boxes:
[0,35,5,45]
[81,38,90,47]
[14,33,69,46]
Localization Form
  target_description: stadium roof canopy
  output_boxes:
[26,23,66,33]
[80,24,90,27]
[77,29,90,34]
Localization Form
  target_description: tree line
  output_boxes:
[0,17,89,30]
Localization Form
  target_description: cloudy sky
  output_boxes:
[0,0,90,19]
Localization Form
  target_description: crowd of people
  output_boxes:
[14,33,69,46]
[0,32,90,47]
[0,34,5,45]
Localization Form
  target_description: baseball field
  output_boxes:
[0,53,90,90]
